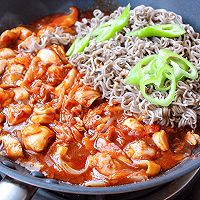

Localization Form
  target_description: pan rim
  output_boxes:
[0,0,200,195]
[0,153,200,194]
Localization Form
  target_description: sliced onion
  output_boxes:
[100,117,115,133]
[59,158,90,175]
[53,154,91,175]
[84,180,106,187]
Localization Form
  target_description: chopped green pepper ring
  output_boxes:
[158,49,198,80]
[125,49,198,107]
[124,55,157,86]
[127,24,186,38]
[140,65,176,107]
[153,60,173,92]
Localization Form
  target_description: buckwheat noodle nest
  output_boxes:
[69,5,200,129]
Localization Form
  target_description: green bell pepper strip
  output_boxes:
[126,24,185,38]
[66,35,90,57]
[92,3,130,43]
[140,65,176,107]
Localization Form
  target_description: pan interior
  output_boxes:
[0,0,200,194]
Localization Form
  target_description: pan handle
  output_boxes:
[0,175,37,200]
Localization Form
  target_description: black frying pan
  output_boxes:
[0,0,200,199]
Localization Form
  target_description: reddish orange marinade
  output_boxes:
[0,7,198,186]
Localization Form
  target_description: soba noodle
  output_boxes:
[69,5,200,129]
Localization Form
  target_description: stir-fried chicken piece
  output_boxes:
[8,104,32,125]
[22,57,48,85]
[37,48,62,65]
[21,124,55,152]
[74,85,101,107]
[152,130,169,151]
[31,104,57,124]
[0,27,32,48]
[1,72,23,87]
[0,48,16,59]
[90,152,117,176]
[95,137,132,165]
[49,44,68,64]
[13,87,30,101]
[0,134,23,158]
[123,118,144,132]
[124,140,156,160]
[185,131,200,146]
[0,88,14,108]
[132,160,161,176]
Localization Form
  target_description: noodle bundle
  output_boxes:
[69,5,200,129]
